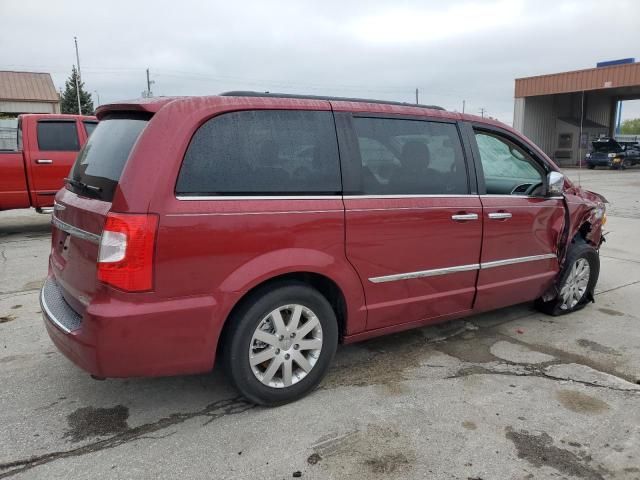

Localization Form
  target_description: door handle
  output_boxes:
[36,159,53,164]
[451,213,479,221]
[488,212,512,220]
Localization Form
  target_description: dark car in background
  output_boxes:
[586,138,640,169]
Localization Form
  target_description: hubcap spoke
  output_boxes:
[270,310,287,335]
[288,305,303,332]
[296,316,320,338]
[282,359,293,387]
[292,350,313,372]
[250,347,276,366]
[253,330,279,348]
[261,356,283,385]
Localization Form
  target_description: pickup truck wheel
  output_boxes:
[223,282,338,406]
[536,242,599,316]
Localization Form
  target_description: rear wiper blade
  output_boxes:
[64,177,102,193]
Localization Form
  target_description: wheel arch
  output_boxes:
[215,270,357,367]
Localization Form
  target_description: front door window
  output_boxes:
[475,131,544,196]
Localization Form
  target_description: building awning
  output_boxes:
[515,62,640,98]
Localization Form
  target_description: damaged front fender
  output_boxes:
[562,180,607,256]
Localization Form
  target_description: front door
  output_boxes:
[342,115,482,332]
[26,119,81,206]
[471,127,565,312]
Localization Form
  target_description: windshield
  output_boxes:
[68,113,150,201]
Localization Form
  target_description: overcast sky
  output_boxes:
[2,0,640,124]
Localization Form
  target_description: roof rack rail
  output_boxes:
[220,91,445,111]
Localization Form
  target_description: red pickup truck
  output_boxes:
[0,114,97,212]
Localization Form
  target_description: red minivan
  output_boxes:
[42,92,606,405]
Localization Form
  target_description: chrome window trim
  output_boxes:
[344,194,479,199]
[51,216,101,244]
[176,195,343,201]
[166,209,343,217]
[176,194,563,201]
[480,194,564,200]
[177,194,481,201]
[40,286,72,334]
[368,253,557,283]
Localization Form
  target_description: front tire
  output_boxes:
[536,242,600,316]
[587,164,595,170]
[223,282,338,406]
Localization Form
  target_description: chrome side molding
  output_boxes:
[368,253,557,283]
[369,263,480,283]
[480,253,557,269]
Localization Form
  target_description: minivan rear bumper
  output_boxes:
[41,274,222,378]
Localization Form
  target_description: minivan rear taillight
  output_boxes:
[98,213,158,291]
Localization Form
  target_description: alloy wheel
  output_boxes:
[559,258,590,310]
[249,304,323,388]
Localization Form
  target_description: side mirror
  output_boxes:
[547,171,565,196]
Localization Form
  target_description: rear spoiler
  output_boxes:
[95,97,178,120]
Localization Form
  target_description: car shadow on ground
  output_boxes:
[49,302,535,425]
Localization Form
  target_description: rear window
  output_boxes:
[83,121,98,137]
[176,110,341,196]
[37,121,79,151]
[68,113,149,201]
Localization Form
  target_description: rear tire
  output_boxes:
[222,282,338,406]
[587,164,595,170]
[536,242,599,316]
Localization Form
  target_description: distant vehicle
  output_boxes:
[43,93,606,405]
[585,138,640,169]
[0,114,97,212]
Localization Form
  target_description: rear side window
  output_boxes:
[352,117,468,195]
[176,110,341,196]
[83,121,98,137]
[37,121,79,151]
[68,113,149,201]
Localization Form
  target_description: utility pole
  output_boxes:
[93,90,100,106]
[415,88,419,105]
[479,107,486,118]
[74,36,82,114]
[74,36,82,80]
[462,100,466,114]
[144,68,155,98]
[73,65,82,115]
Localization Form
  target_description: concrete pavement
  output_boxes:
[1,168,639,479]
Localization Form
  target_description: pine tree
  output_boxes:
[60,66,94,115]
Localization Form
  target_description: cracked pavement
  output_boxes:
[1,169,640,479]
